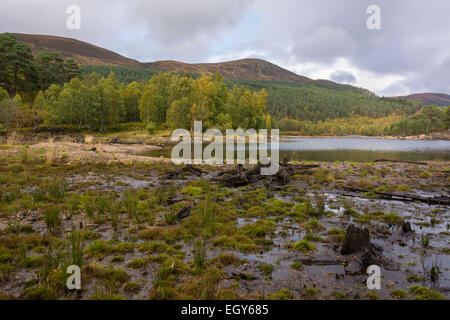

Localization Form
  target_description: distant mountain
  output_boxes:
[12,33,370,94]
[393,93,450,106]
[143,59,312,83]
[13,33,141,68]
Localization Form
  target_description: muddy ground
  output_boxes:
[0,141,448,300]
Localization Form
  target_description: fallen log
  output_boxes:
[166,165,204,179]
[374,159,428,165]
[215,161,320,187]
[342,186,450,206]
[109,137,135,145]
[164,195,184,206]
[177,204,193,220]
[294,258,345,266]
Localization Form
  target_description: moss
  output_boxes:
[264,199,293,215]
[257,263,274,275]
[287,240,316,253]
[390,289,407,299]
[344,207,358,215]
[409,285,446,300]
[302,218,323,231]
[290,261,304,270]
[303,233,325,242]
[213,253,241,266]
[85,263,129,287]
[111,255,125,262]
[406,274,426,283]
[138,241,170,254]
[333,291,348,300]
[327,227,344,235]
[86,240,134,259]
[365,291,380,300]
[90,291,125,300]
[381,213,403,225]
[289,201,314,218]
[20,255,44,268]
[267,288,294,300]
[127,258,148,269]
[124,281,142,293]
[22,286,58,300]
[217,288,240,299]
[302,287,321,300]
[396,184,411,192]
[212,235,263,253]
[240,220,275,238]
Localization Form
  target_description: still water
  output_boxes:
[145,137,450,162]
[277,137,450,162]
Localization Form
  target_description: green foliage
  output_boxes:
[385,105,449,135]
[2,33,445,136]
[0,33,80,98]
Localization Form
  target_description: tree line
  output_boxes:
[0,71,269,133]
[384,105,450,136]
[1,33,448,136]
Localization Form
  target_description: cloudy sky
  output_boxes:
[1,0,449,96]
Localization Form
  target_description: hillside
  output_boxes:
[393,93,450,106]
[142,59,312,83]
[13,33,141,68]
[13,33,365,92]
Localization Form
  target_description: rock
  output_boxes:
[340,224,370,255]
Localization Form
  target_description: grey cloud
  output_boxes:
[0,0,449,95]
[330,70,356,83]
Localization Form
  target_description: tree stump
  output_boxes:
[340,224,370,255]
[400,221,413,234]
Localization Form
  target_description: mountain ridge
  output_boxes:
[9,33,348,88]
[393,93,450,106]
[11,33,449,103]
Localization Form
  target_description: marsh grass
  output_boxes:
[69,230,85,268]
[122,190,140,223]
[70,194,81,216]
[44,208,61,234]
[192,238,206,268]
[110,200,120,231]
[46,178,66,200]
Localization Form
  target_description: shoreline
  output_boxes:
[281,133,450,141]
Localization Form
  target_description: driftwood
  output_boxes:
[215,161,320,187]
[342,186,450,206]
[177,205,193,220]
[166,165,204,179]
[164,195,184,206]
[294,258,345,266]
[374,159,428,165]
[109,137,137,145]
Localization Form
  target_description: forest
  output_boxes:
[1,33,449,136]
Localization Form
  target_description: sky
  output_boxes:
[1,0,449,96]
